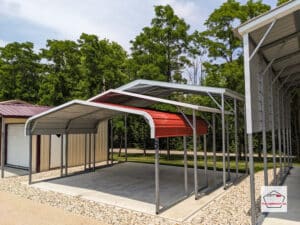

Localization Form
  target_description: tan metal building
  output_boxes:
[0,100,107,173]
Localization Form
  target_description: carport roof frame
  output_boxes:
[88,89,230,114]
[25,100,156,137]
[117,79,244,101]
[25,99,207,138]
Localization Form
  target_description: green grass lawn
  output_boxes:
[113,152,300,173]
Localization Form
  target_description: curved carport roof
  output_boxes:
[25,99,207,138]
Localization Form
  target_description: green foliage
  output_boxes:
[78,33,128,98]
[197,0,270,93]
[130,5,196,82]
[277,0,290,6]
[0,42,40,103]
[39,40,81,105]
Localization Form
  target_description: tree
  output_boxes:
[277,0,290,6]
[130,5,194,82]
[78,33,128,99]
[39,40,81,106]
[0,42,40,103]
[197,0,270,93]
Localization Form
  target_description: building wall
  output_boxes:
[39,120,108,171]
[1,118,108,172]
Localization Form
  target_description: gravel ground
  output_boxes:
[0,166,277,225]
[188,169,277,225]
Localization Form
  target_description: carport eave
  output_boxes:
[25,100,156,138]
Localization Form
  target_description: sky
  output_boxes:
[0,0,277,52]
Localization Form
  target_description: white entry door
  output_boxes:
[7,124,29,168]
[50,135,62,168]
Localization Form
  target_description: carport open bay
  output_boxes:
[31,162,226,214]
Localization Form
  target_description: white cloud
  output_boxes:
[0,0,225,50]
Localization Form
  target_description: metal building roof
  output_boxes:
[25,100,207,138]
[117,79,244,101]
[236,0,300,133]
[237,0,300,80]
[0,102,50,118]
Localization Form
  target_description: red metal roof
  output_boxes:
[0,102,50,118]
[94,102,208,138]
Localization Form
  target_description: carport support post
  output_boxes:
[212,113,216,185]
[248,134,256,225]
[261,75,268,185]
[110,120,113,165]
[93,133,96,171]
[226,118,230,180]
[65,133,68,176]
[84,134,87,170]
[60,134,64,177]
[270,83,277,184]
[1,118,5,178]
[192,109,198,199]
[221,94,226,189]
[125,113,128,162]
[277,89,282,181]
[89,133,91,169]
[234,99,239,179]
[244,105,249,174]
[203,134,208,187]
[28,134,32,184]
[154,138,160,214]
[183,136,188,195]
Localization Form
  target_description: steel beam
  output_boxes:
[1,118,5,178]
[110,120,113,165]
[60,134,64,177]
[221,94,226,189]
[48,135,51,169]
[203,134,208,187]
[234,99,239,179]
[125,114,128,162]
[270,82,277,184]
[248,134,256,225]
[28,134,32,184]
[260,74,268,185]
[193,110,198,198]
[226,118,230,180]
[277,89,283,181]
[65,133,68,175]
[84,134,87,170]
[244,106,248,174]
[154,138,160,214]
[212,113,217,186]
[183,136,188,195]
[249,20,276,61]
[93,133,96,171]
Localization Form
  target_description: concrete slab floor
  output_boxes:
[2,166,28,178]
[262,167,300,225]
[32,162,241,217]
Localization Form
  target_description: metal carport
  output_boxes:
[24,99,208,214]
[236,0,300,224]
[116,79,246,191]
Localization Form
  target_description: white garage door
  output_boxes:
[7,124,29,168]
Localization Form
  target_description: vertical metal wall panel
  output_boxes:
[40,135,50,171]
[37,120,108,171]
